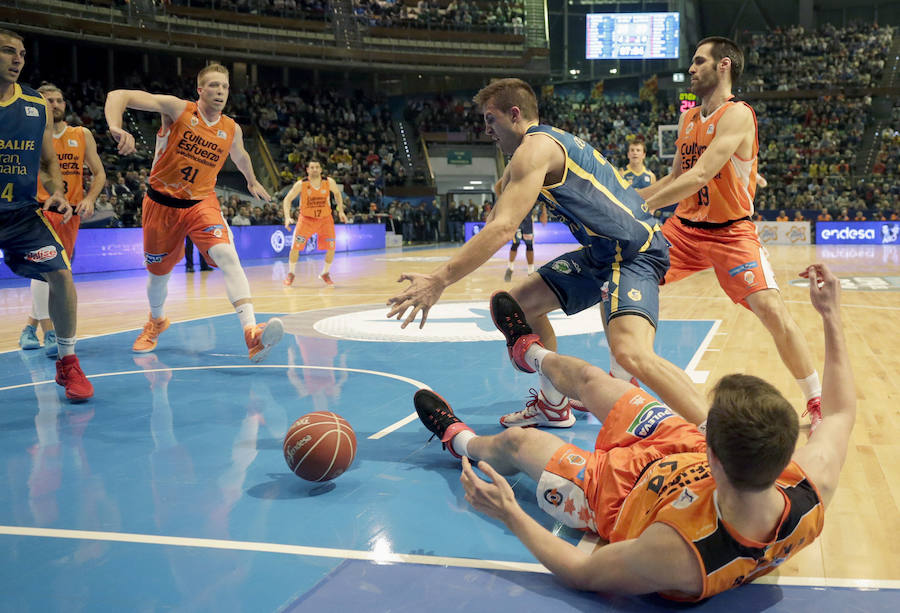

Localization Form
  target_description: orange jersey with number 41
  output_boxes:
[674,100,758,224]
[149,101,235,199]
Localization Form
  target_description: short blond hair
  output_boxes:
[197,63,229,87]
[37,83,63,97]
[473,78,539,121]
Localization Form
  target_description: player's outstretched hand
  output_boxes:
[43,193,72,224]
[460,457,518,522]
[109,126,135,156]
[385,272,445,329]
[248,180,271,203]
[799,263,840,317]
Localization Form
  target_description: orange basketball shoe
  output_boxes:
[319,272,334,286]
[133,315,170,353]
[283,272,295,287]
[55,354,94,402]
[245,317,284,363]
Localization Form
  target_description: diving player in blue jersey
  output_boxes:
[388,78,706,428]
[619,140,656,189]
[0,29,93,402]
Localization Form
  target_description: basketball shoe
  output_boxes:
[44,330,58,359]
[319,272,334,286]
[803,396,823,434]
[500,388,576,428]
[414,389,474,459]
[283,272,295,287]
[19,325,40,350]
[133,315,170,353]
[245,317,284,363]
[490,290,543,373]
[504,268,513,282]
[55,354,94,402]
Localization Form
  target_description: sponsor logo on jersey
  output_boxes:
[216,129,227,139]
[25,106,39,117]
[744,270,756,285]
[543,488,563,506]
[728,261,758,277]
[190,116,199,127]
[673,487,698,510]
[627,288,642,301]
[25,245,58,262]
[201,224,225,238]
[145,252,168,264]
[67,139,78,147]
[706,124,715,135]
[625,401,675,438]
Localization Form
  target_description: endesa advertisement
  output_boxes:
[816,222,900,245]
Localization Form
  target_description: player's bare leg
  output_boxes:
[283,244,302,286]
[320,248,335,286]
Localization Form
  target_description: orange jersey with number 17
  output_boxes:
[149,101,235,200]
[36,125,86,204]
[300,180,332,219]
[674,99,758,224]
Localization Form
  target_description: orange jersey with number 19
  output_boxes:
[36,125,86,204]
[674,99,758,224]
[149,101,235,200]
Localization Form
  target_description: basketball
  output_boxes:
[283,411,357,482]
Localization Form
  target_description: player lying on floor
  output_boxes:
[414,263,854,601]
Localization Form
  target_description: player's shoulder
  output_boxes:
[18,83,45,103]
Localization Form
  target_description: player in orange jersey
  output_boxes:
[19,83,106,359]
[417,263,853,601]
[104,63,283,362]
[637,37,824,430]
[281,159,347,287]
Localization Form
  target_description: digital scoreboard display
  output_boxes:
[679,92,698,112]
[586,12,680,60]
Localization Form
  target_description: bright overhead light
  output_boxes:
[610,68,618,74]
[469,180,483,184]
[463,186,475,190]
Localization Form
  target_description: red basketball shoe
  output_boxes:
[55,354,94,402]
[283,272,295,287]
[500,388,576,428]
[414,389,474,459]
[490,290,543,373]
[319,272,334,286]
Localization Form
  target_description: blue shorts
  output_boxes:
[0,207,70,280]
[511,216,534,248]
[538,236,669,327]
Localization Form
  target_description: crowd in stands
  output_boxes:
[743,23,894,91]
[166,0,330,21]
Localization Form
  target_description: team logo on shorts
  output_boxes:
[625,401,675,438]
[627,288,642,302]
[566,453,586,466]
[744,270,756,285]
[144,252,168,264]
[25,245,58,263]
[551,260,572,274]
[600,281,610,302]
[201,224,225,238]
[641,203,649,213]
[543,488,563,506]
[728,261,758,277]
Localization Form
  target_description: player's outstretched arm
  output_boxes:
[104,90,186,155]
[790,263,856,507]
[77,128,106,219]
[385,136,550,329]
[461,458,701,596]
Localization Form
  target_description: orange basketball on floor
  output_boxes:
[283,411,357,482]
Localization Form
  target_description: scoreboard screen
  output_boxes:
[586,13,680,60]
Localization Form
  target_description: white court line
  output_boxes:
[2,525,898,590]
[0,364,427,441]
[684,320,721,384]
[575,532,603,554]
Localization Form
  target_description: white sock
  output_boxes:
[147,272,170,319]
[57,335,76,357]
[235,303,256,329]
[527,264,535,274]
[507,261,514,271]
[524,342,550,373]
[288,252,298,275]
[451,430,475,458]
[609,353,634,381]
[321,260,332,275]
[540,375,566,406]
[797,372,821,401]
[31,279,50,320]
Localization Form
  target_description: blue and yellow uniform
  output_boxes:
[0,83,70,279]
[527,125,669,325]
[621,167,654,189]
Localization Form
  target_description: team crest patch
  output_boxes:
[217,129,227,139]
[190,116,199,127]
[707,124,715,135]
[144,252,168,264]
[25,106,39,117]
[744,270,756,285]
[543,488,563,507]
[627,288,642,301]
[67,139,78,147]
[565,453,586,466]
[625,401,675,438]
[672,487,698,510]
[685,122,694,134]
[201,224,225,238]
[551,260,572,274]
[25,245,58,263]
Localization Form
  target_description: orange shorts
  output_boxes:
[44,210,81,258]
[293,215,335,250]
[662,217,778,308]
[536,388,706,540]
[141,193,231,275]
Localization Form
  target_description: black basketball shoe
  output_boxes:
[489,290,543,373]
[414,389,473,459]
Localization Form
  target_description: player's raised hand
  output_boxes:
[109,126,135,155]
[43,192,72,224]
[800,263,840,317]
[247,180,271,203]
[385,272,445,329]
[460,457,518,522]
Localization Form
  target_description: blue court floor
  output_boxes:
[0,279,897,611]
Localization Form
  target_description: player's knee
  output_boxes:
[609,341,650,375]
[524,240,533,251]
[497,427,533,456]
[208,243,239,269]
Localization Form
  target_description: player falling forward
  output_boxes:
[639,37,823,429]
[19,83,106,358]
[281,159,347,287]
[416,263,852,601]
[0,29,93,401]
[388,78,707,428]
[104,63,283,362]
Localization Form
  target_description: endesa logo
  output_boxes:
[25,245,58,263]
[817,222,896,245]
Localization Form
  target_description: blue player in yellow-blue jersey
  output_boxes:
[388,78,706,428]
[0,29,93,402]
[619,140,656,189]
